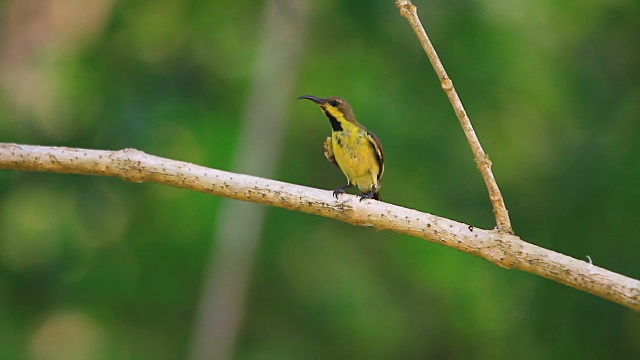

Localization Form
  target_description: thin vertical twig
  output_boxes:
[395,0,513,234]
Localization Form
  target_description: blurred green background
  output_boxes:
[1,0,639,359]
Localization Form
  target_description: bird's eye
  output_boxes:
[330,100,341,107]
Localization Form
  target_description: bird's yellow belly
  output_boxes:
[332,131,380,192]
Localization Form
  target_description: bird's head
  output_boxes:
[298,95,358,124]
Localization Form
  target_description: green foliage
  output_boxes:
[1,0,639,359]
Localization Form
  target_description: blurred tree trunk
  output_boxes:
[188,1,311,359]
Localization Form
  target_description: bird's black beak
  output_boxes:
[298,95,326,105]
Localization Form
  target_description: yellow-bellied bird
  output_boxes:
[299,95,384,201]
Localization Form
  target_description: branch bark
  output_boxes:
[395,0,513,234]
[1,143,639,311]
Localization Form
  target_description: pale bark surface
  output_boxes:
[1,143,638,311]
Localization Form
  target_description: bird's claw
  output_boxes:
[357,191,375,202]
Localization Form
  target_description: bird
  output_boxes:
[298,95,384,201]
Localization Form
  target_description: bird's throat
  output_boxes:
[322,110,343,132]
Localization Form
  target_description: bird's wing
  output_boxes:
[365,131,384,180]
[323,136,339,168]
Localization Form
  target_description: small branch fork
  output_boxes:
[395,0,513,234]
[1,144,639,311]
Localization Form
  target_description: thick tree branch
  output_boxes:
[395,0,513,234]
[1,143,639,311]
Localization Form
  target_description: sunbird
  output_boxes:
[299,95,384,201]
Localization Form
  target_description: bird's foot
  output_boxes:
[357,190,376,202]
[332,184,353,199]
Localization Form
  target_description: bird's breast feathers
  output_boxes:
[331,128,381,192]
